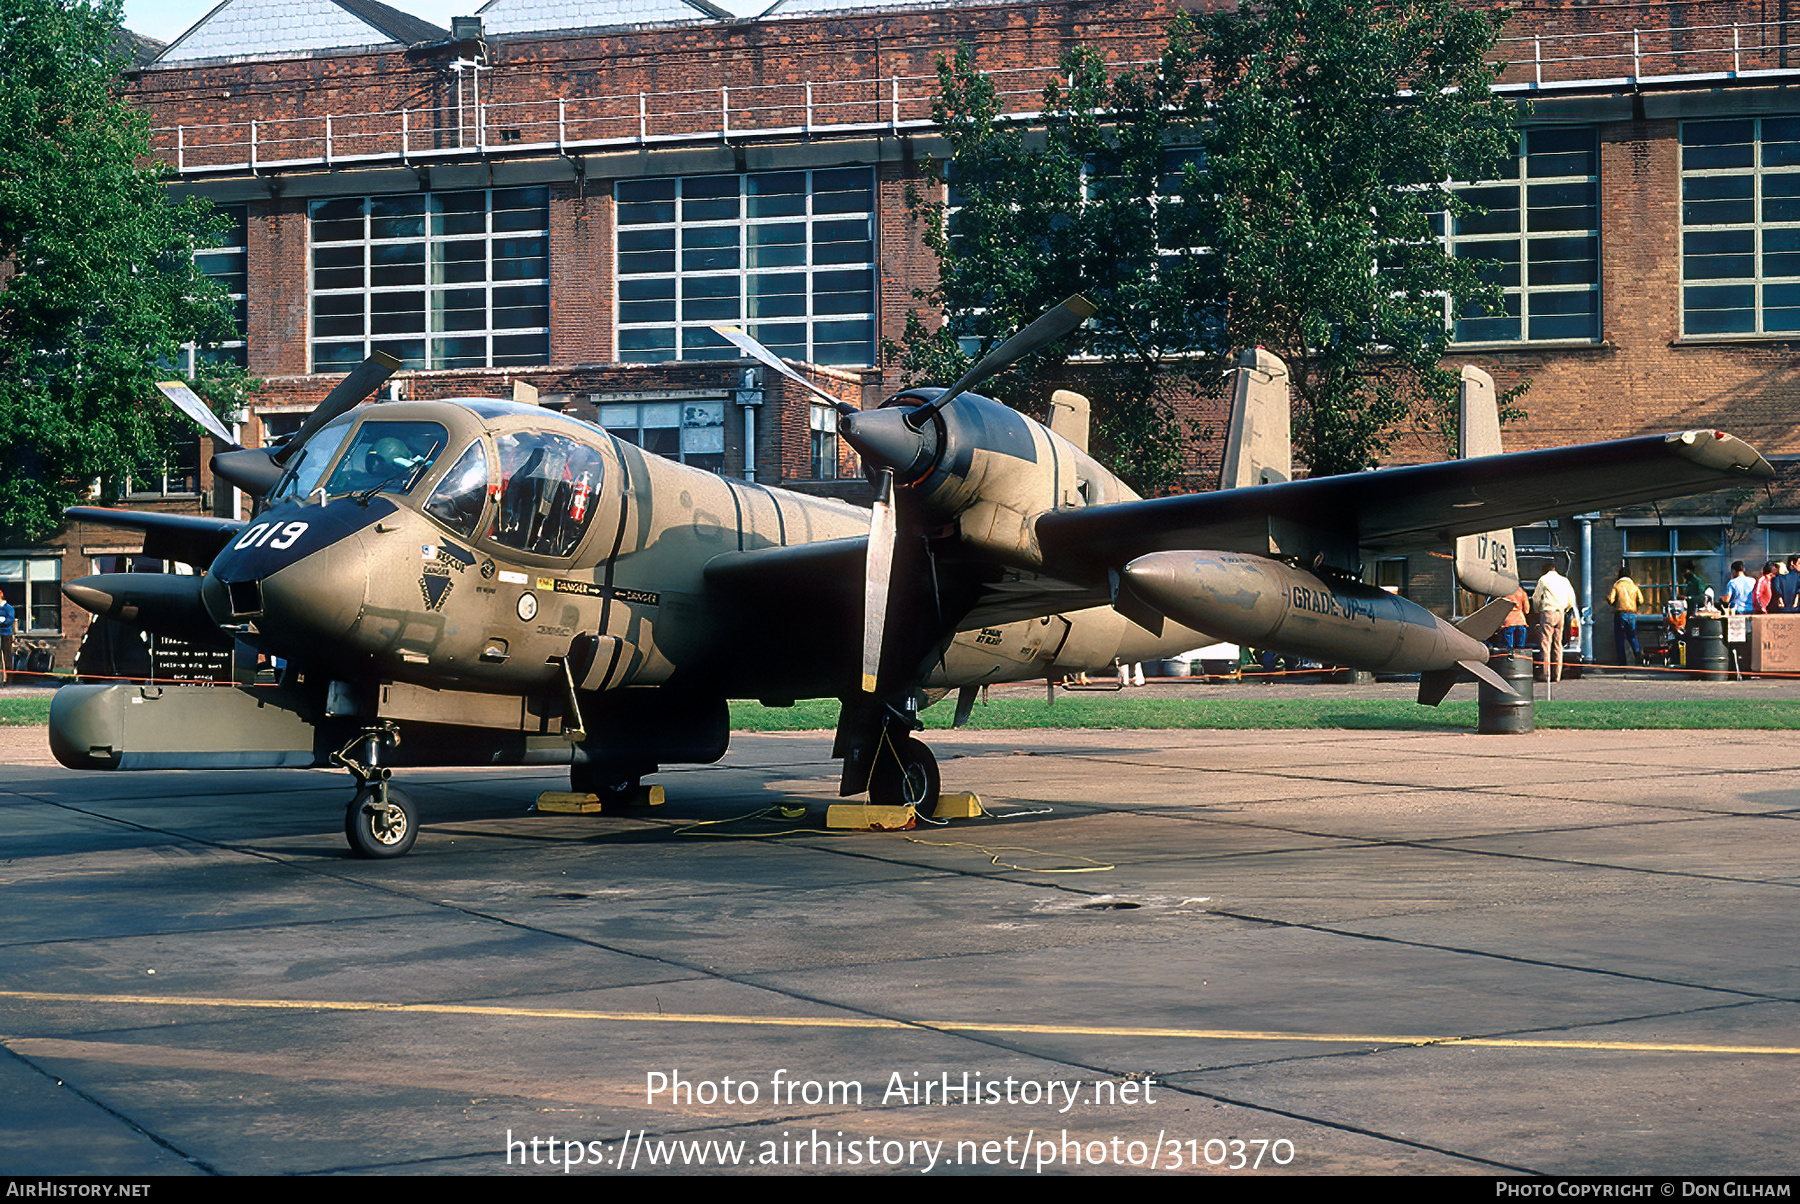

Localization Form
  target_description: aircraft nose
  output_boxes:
[260,530,370,643]
[204,519,371,647]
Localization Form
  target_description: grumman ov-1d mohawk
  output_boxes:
[53,298,1773,858]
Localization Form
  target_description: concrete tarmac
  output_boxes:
[1,715,1796,1176]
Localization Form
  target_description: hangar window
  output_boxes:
[1680,117,1800,337]
[1620,522,1726,611]
[0,556,62,635]
[309,188,549,372]
[195,203,248,370]
[810,404,839,479]
[123,432,202,499]
[615,169,876,367]
[597,400,726,474]
[1445,127,1600,344]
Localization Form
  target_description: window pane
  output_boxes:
[615,170,877,366]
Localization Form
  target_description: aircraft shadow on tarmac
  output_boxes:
[9,753,1092,862]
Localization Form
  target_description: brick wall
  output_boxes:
[126,1,1800,491]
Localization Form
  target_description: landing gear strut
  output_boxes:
[332,725,416,859]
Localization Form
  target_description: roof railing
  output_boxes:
[149,17,1800,176]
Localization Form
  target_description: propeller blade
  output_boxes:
[272,351,402,467]
[861,469,896,694]
[907,294,1096,428]
[711,325,856,416]
[157,381,238,447]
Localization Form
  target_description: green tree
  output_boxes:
[1195,0,1518,475]
[899,0,1520,485]
[0,0,250,543]
[891,36,1213,495]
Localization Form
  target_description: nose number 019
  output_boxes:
[233,521,310,552]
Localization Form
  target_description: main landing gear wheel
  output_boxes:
[570,762,642,800]
[868,734,939,811]
[345,782,417,859]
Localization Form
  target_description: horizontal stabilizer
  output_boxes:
[1418,656,1517,707]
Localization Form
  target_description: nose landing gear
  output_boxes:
[333,724,416,859]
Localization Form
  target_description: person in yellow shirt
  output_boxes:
[1608,564,1644,668]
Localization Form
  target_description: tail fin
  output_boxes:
[1047,390,1090,452]
[1452,366,1521,596]
[1218,348,1291,489]
[1418,599,1523,706]
[1456,595,1517,644]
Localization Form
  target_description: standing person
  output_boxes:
[1607,565,1643,667]
[1726,561,1756,614]
[1683,562,1710,613]
[0,593,13,687]
[1755,561,1777,614]
[1776,555,1800,613]
[1500,585,1531,651]
[1533,561,1578,684]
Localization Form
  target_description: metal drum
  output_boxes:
[1691,616,1728,682]
[1478,651,1535,734]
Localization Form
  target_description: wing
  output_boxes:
[1036,430,1773,582]
[66,506,246,570]
[702,536,866,623]
[702,536,1108,635]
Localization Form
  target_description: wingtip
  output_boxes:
[1665,429,1776,479]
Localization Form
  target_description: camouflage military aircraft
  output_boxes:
[52,299,1772,858]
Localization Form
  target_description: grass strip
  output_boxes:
[731,695,1800,731]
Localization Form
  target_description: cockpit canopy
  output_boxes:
[488,431,606,558]
[267,406,608,560]
[269,416,449,505]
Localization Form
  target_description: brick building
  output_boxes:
[13,0,1800,672]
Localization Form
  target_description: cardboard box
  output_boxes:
[1747,615,1800,673]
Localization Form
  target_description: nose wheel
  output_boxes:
[345,781,417,859]
[332,724,416,859]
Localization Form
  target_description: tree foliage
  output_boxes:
[1194,0,1519,475]
[0,0,250,543]
[897,0,1521,486]
[892,36,1213,494]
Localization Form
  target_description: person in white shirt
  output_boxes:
[1532,564,1579,683]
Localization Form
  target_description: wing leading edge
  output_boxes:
[65,507,247,571]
